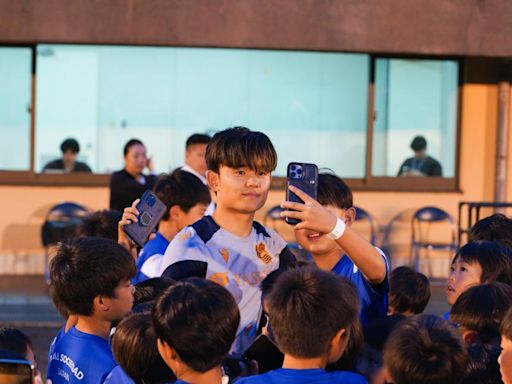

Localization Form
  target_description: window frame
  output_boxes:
[0,46,463,192]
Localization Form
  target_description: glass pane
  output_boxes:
[372,59,458,178]
[0,47,32,171]
[36,45,369,177]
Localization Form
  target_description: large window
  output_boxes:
[1,44,461,190]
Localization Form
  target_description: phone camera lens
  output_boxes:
[147,195,156,207]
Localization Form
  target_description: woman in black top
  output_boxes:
[109,139,157,212]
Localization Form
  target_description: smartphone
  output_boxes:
[243,334,284,373]
[285,162,318,225]
[0,359,33,384]
[122,190,167,248]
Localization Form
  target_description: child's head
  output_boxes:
[294,173,355,256]
[460,343,503,384]
[447,240,512,305]
[75,209,122,241]
[154,169,211,227]
[469,213,512,249]
[383,314,468,384]
[185,133,211,176]
[389,266,431,316]
[152,278,240,375]
[50,237,135,321]
[450,282,512,345]
[266,266,359,364]
[133,277,176,312]
[0,327,35,364]
[205,127,277,214]
[499,307,512,384]
[112,312,176,384]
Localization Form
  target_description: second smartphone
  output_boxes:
[285,162,318,225]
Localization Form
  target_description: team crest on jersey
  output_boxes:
[219,248,230,264]
[256,242,272,264]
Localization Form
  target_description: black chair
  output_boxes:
[353,206,378,245]
[41,202,88,281]
[411,206,457,279]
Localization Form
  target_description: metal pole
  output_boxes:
[495,81,510,213]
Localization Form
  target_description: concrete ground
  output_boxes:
[0,275,450,377]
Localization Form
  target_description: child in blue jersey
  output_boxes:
[47,237,135,384]
[281,173,388,326]
[383,314,468,384]
[159,127,296,354]
[121,169,211,284]
[237,266,366,384]
[153,278,240,384]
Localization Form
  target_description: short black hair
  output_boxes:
[460,343,502,384]
[75,210,122,241]
[0,328,32,358]
[60,138,80,154]
[49,237,136,316]
[206,127,277,173]
[317,173,353,209]
[153,169,211,221]
[152,278,240,373]
[186,134,211,149]
[113,312,176,384]
[389,266,431,315]
[450,282,512,344]
[501,307,512,341]
[410,136,427,151]
[469,213,512,249]
[452,240,512,285]
[133,277,176,306]
[266,266,359,358]
[384,314,468,384]
[124,139,144,156]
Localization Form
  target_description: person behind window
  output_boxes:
[397,135,443,177]
[42,138,92,173]
[109,139,157,212]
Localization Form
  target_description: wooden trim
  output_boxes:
[0,172,110,187]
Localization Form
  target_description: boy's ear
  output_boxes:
[93,295,109,312]
[157,339,178,367]
[328,328,348,362]
[169,205,182,221]
[206,170,220,192]
[462,330,478,345]
[344,207,356,227]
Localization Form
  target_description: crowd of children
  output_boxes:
[3,127,512,384]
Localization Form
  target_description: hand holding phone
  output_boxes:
[285,162,318,225]
[121,190,166,248]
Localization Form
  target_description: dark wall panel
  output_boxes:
[1,0,512,57]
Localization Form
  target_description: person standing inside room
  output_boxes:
[42,138,92,173]
[397,135,443,177]
[109,139,156,212]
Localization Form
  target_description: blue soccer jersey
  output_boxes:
[237,368,367,384]
[47,326,116,384]
[133,232,170,284]
[331,249,389,326]
[159,216,295,354]
[103,365,134,384]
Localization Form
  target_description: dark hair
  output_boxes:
[49,237,136,316]
[501,307,512,341]
[186,134,211,149]
[450,282,512,344]
[452,241,512,285]
[266,266,359,358]
[460,343,503,384]
[469,213,512,249]
[153,169,211,221]
[133,277,176,306]
[124,139,144,156]
[205,127,277,173]
[410,136,427,151]
[75,210,122,241]
[0,328,32,358]
[389,266,431,315]
[260,260,311,300]
[152,278,240,373]
[113,312,176,384]
[60,138,80,154]
[317,173,353,209]
[384,314,468,384]
[327,318,364,371]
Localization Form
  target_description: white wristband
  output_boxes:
[327,217,346,240]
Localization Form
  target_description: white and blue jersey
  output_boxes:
[133,232,170,284]
[159,216,295,354]
[47,326,116,384]
[236,368,367,384]
[332,249,389,326]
